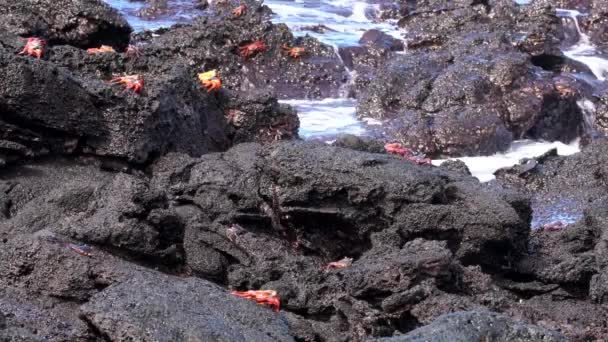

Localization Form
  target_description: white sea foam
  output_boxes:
[432,140,581,182]
[559,9,608,81]
[280,98,366,139]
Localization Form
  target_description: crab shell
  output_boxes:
[19,38,45,59]
[201,78,221,92]
[86,45,116,54]
[111,75,144,94]
[239,41,267,59]
[232,4,246,17]
[230,290,280,312]
[282,45,305,58]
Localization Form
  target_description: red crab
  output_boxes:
[231,290,280,312]
[324,257,353,270]
[18,37,45,59]
[110,74,144,94]
[239,41,267,59]
[385,142,432,166]
[282,45,306,59]
[232,4,246,17]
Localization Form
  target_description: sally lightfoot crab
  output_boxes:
[232,4,246,17]
[230,290,280,312]
[385,142,432,166]
[18,37,45,59]
[239,41,267,59]
[282,45,306,59]
[198,70,222,92]
[86,45,116,54]
[110,75,144,94]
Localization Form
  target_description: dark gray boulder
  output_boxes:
[370,310,567,342]
[80,270,294,341]
[0,0,132,49]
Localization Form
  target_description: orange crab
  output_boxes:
[86,45,116,54]
[282,45,306,59]
[239,41,267,59]
[198,70,222,92]
[110,75,144,94]
[202,78,221,92]
[230,290,280,312]
[18,37,45,59]
[232,4,246,17]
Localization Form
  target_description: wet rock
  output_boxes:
[81,270,294,341]
[357,0,582,157]
[371,310,567,341]
[359,29,404,52]
[587,1,608,48]
[438,159,471,176]
[0,0,132,49]
[224,93,300,144]
[0,36,233,164]
[132,1,349,99]
[333,134,385,153]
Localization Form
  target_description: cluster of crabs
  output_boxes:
[17,3,306,95]
[16,10,434,313]
[15,7,311,312]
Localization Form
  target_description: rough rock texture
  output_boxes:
[3,139,606,340]
[0,0,132,49]
[130,0,349,99]
[0,17,299,166]
[372,310,567,342]
[355,0,585,157]
[81,270,294,341]
[0,44,229,164]
[0,0,606,340]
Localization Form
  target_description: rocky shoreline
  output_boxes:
[1,0,608,341]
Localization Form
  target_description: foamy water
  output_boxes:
[559,9,608,81]
[432,140,581,182]
[280,98,367,139]
[104,0,204,31]
[265,0,404,47]
[103,0,606,183]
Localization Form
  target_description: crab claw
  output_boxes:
[202,78,221,92]
[230,290,280,312]
[18,37,45,59]
[232,4,246,17]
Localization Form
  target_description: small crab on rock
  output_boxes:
[232,4,246,17]
[230,290,280,312]
[385,142,432,165]
[198,69,221,92]
[86,45,116,54]
[18,37,45,59]
[324,256,353,271]
[110,74,144,94]
[282,45,306,59]
[239,41,267,59]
